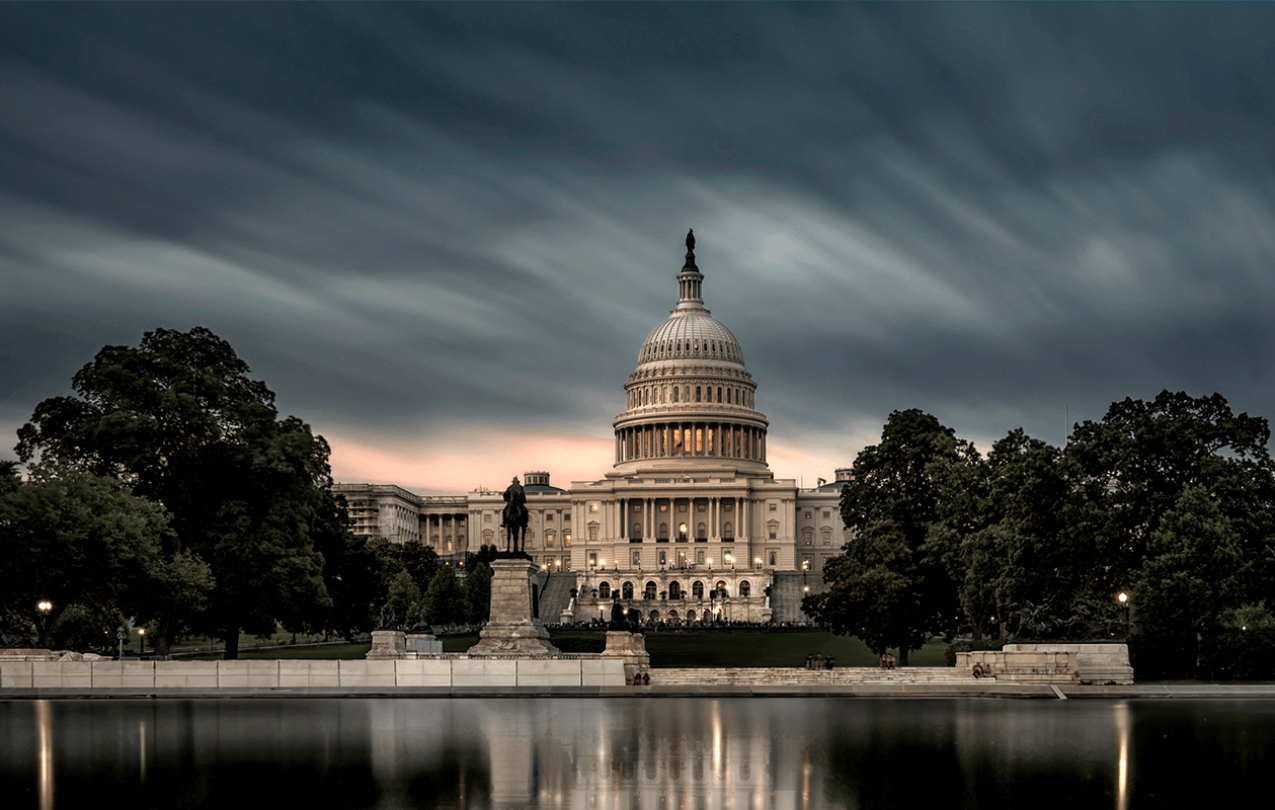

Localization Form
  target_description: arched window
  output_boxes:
[693,581,705,599]
[645,581,658,600]
[622,581,634,599]
[697,522,706,539]
[545,530,555,548]
[673,387,679,403]
[649,610,660,621]
[659,522,668,540]
[717,387,722,402]
[715,580,728,596]
[696,386,702,402]
[633,522,642,538]
[822,527,833,545]
[722,522,733,539]
[739,580,751,597]
[687,609,697,622]
[598,582,611,599]
[669,581,682,599]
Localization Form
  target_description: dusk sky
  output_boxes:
[4,3,1275,494]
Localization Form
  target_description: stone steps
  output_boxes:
[537,571,577,623]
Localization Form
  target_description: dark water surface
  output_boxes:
[2,697,1271,809]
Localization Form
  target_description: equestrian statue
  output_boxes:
[501,475,530,556]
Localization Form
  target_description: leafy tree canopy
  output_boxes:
[932,429,1095,639]
[0,468,184,647]
[15,327,359,657]
[1066,390,1275,582]
[803,520,926,663]
[815,409,971,661]
[462,561,493,625]
[423,567,464,627]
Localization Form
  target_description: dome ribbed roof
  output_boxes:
[638,313,745,366]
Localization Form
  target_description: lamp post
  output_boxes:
[36,600,51,646]
[116,626,127,659]
[137,627,145,656]
[1117,591,1131,637]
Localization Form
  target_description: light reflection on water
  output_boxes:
[2,697,1272,809]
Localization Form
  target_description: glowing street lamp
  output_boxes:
[36,600,52,645]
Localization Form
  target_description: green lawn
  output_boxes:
[188,643,373,661]
[639,632,949,668]
[508,631,947,668]
[200,632,949,667]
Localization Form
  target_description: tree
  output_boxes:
[15,327,350,657]
[803,520,926,662]
[0,468,186,647]
[1066,390,1275,596]
[423,567,464,627]
[308,491,379,639]
[815,409,970,662]
[0,460,20,495]
[387,570,423,626]
[1133,486,1244,677]
[370,539,441,609]
[932,429,1093,639]
[462,561,493,624]
[464,544,500,570]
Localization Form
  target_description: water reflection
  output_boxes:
[2,697,1273,809]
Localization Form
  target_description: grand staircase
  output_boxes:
[536,571,577,623]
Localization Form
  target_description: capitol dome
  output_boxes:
[638,313,745,366]
[610,231,770,477]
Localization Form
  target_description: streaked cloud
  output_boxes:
[4,3,1275,489]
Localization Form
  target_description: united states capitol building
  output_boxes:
[336,233,851,623]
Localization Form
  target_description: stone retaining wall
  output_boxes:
[0,656,626,690]
[956,643,1134,685]
[651,667,982,686]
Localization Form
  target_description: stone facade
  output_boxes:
[335,236,854,621]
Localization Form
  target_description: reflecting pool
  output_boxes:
[2,697,1272,809]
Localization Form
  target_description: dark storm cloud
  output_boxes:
[4,3,1275,484]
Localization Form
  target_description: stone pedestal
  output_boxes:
[956,643,1134,685]
[1007,643,1135,684]
[366,630,406,659]
[601,631,651,684]
[468,558,560,655]
[406,634,442,655]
